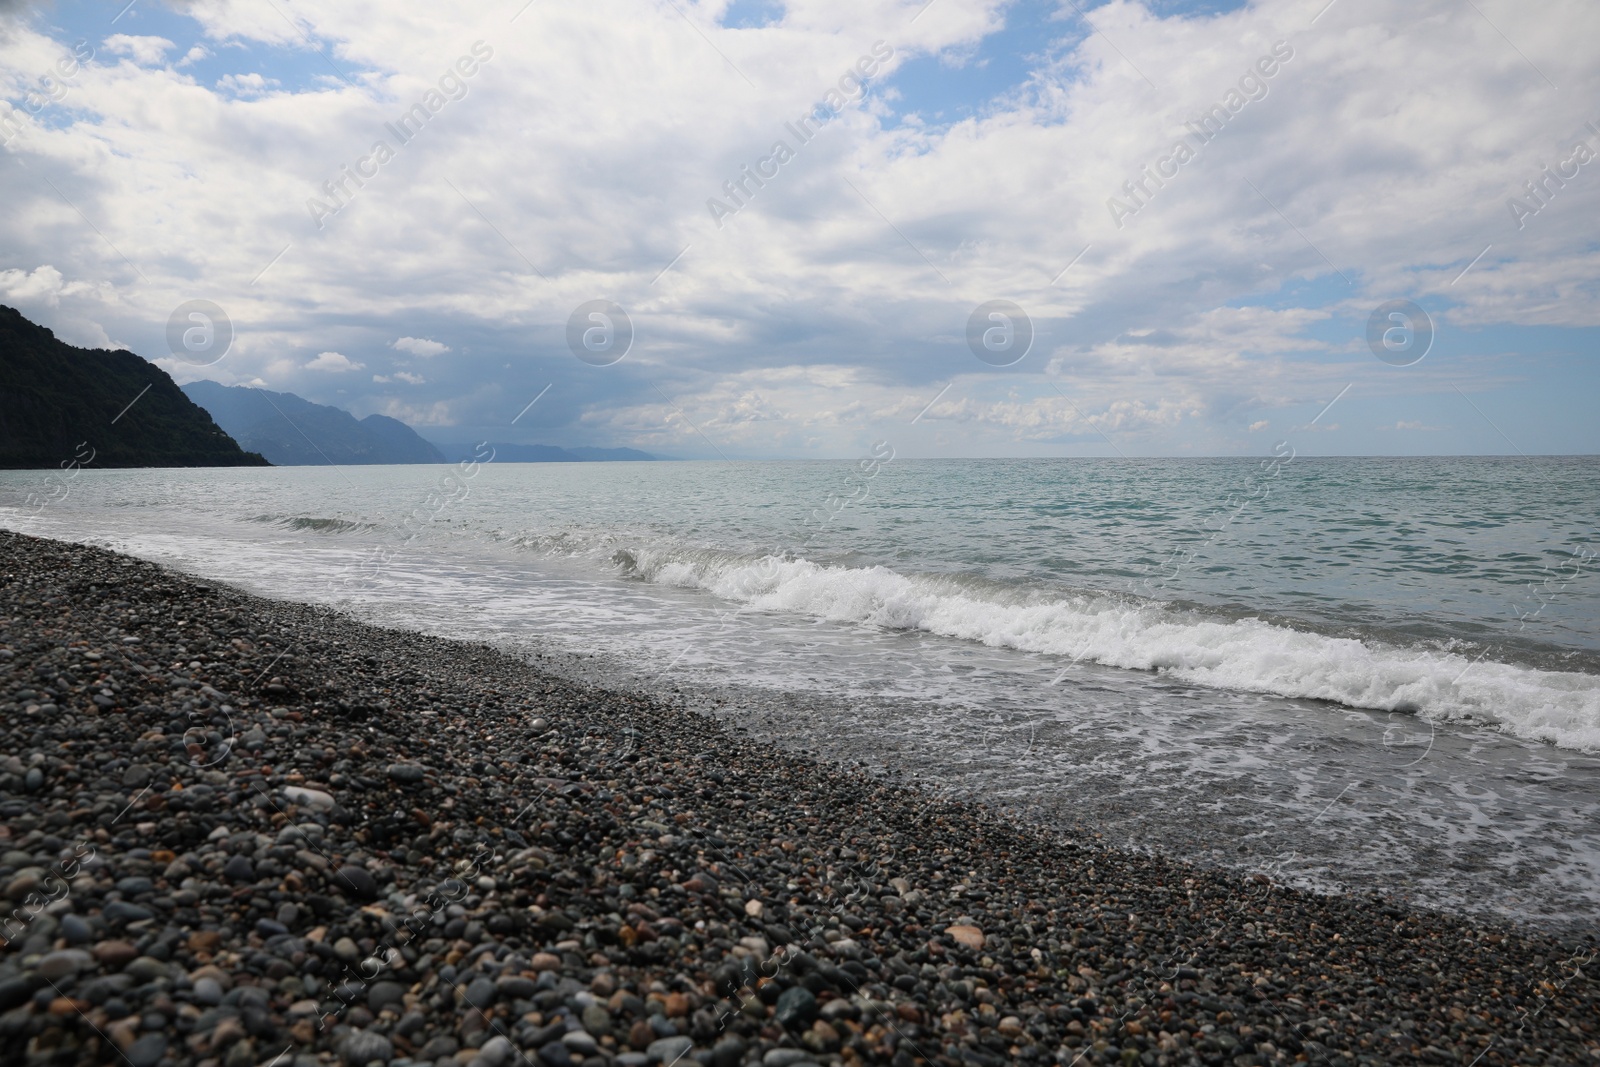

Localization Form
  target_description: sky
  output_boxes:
[1,0,1597,459]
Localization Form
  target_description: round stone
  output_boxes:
[946,924,985,950]
[126,1033,168,1067]
[334,865,378,898]
[60,915,91,945]
[36,949,91,981]
[340,1029,393,1065]
[647,1036,693,1064]
[221,854,254,883]
[775,986,818,1029]
[367,980,406,1012]
[387,763,426,784]
[463,976,497,1009]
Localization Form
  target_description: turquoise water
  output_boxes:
[2,456,1598,929]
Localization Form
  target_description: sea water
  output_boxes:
[3,457,1597,931]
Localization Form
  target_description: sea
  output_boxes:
[3,456,1598,934]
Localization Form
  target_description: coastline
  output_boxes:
[0,528,1594,1066]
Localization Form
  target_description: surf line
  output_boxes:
[1046,384,1350,688]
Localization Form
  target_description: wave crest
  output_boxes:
[251,514,375,534]
[611,545,1600,751]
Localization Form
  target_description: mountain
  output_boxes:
[566,446,660,462]
[0,305,268,469]
[183,381,445,465]
[436,442,660,463]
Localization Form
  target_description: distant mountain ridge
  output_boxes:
[183,381,446,466]
[438,442,660,463]
[0,305,268,469]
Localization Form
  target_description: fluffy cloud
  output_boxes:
[0,265,75,306]
[305,351,364,371]
[102,35,174,66]
[216,72,278,97]
[391,337,450,357]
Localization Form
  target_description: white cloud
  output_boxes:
[102,35,175,66]
[306,351,364,371]
[391,337,450,357]
[0,265,73,306]
[0,266,119,348]
[216,72,279,96]
[376,398,460,425]
[1249,420,1270,432]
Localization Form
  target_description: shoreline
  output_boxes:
[0,528,1595,1066]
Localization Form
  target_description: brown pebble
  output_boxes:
[208,1016,247,1051]
[531,952,562,972]
[93,940,139,968]
[186,931,221,955]
[947,924,985,950]
[628,1020,654,1049]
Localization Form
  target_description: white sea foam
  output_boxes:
[614,545,1600,752]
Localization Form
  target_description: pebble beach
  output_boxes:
[0,527,1596,1067]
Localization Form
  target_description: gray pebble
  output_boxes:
[36,949,91,980]
[646,1036,693,1064]
[762,1052,816,1067]
[335,864,378,898]
[367,979,406,1012]
[222,854,254,883]
[462,975,497,1009]
[126,1033,168,1067]
[562,1030,599,1056]
[496,974,537,1000]
[418,1035,459,1060]
[775,986,816,1029]
[124,956,170,981]
[60,914,91,945]
[474,1035,515,1067]
[341,1029,393,1065]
